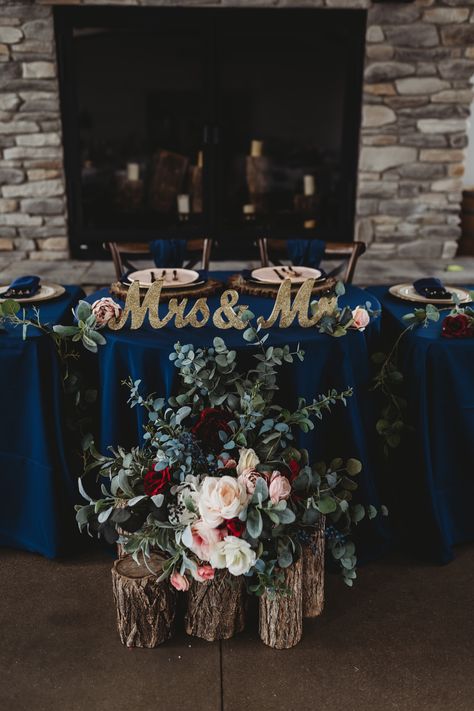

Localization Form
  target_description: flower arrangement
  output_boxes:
[77,330,383,594]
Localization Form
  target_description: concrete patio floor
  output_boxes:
[1,255,474,290]
[0,545,473,711]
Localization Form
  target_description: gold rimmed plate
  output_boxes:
[389,283,472,305]
[0,282,65,303]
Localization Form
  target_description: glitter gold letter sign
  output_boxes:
[107,278,336,331]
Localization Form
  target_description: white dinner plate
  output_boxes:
[389,283,472,305]
[0,282,65,303]
[127,268,200,288]
[251,266,322,285]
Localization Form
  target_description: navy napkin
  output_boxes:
[149,239,186,268]
[413,278,451,300]
[2,275,40,298]
[286,239,326,268]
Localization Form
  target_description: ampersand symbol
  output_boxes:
[212,290,248,330]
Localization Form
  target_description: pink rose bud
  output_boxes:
[224,458,238,469]
[351,307,370,332]
[170,571,190,591]
[196,565,215,581]
[269,474,292,504]
[91,297,122,328]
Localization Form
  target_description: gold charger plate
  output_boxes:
[0,282,65,303]
[389,283,472,305]
[110,278,223,303]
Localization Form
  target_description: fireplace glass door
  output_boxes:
[55,7,366,258]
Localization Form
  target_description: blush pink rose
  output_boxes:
[184,519,227,561]
[351,307,370,332]
[196,565,215,581]
[268,471,291,504]
[91,297,122,328]
[170,571,190,591]
[238,468,265,495]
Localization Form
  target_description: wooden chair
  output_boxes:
[105,238,212,281]
[258,238,366,284]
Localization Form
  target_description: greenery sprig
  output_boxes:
[372,293,474,455]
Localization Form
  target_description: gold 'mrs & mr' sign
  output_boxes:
[108,278,337,331]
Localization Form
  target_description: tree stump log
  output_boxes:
[185,570,246,642]
[302,515,326,618]
[111,554,176,648]
[259,558,303,649]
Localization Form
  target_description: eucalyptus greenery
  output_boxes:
[372,292,474,454]
[76,332,384,592]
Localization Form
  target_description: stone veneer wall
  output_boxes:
[0,0,474,260]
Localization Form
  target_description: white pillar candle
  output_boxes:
[250,140,263,158]
[243,203,256,215]
[304,175,315,196]
[177,194,190,214]
[127,162,140,182]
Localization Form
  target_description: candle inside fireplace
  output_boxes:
[304,175,315,196]
[127,162,140,182]
[250,140,263,158]
[243,204,256,215]
[177,194,190,214]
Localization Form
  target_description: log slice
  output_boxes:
[111,553,176,648]
[259,558,303,649]
[185,570,246,642]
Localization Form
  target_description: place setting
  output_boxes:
[389,278,472,306]
[110,266,223,302]
[0,276,65,304]
[227,264,337,297]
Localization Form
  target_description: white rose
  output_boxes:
[236,448,260,477]
[209,536,257,576]
[198,476,249,527]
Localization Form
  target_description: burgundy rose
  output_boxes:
[287,459,303,502]
[226,518,245,538]
[191,407,232,452]
[441,314,473,339]
[288,459,300,484]
[143,466,171,496]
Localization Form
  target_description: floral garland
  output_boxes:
[372,293,474,454]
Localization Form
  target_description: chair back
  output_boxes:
[106,238,212,281]
[258,238,365,284]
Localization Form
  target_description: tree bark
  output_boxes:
[259,558,303,649]
[111,553,176,648]
[302,516,326,618]
[185,570,246,642]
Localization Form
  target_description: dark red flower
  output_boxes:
[191,407,232,452]
[144,466,171,496]
[226,518,245,538]
[288,459,300,484]
[441,314,473,339]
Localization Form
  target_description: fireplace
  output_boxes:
[0,1,473,263]
[55,7,366,258]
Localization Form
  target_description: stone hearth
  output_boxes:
[0,0,474,261]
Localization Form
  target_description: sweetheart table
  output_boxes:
[0,286,84,557]
[367,286,474,563]
[87,274,389,557]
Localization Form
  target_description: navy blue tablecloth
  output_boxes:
[87,274,390,557]
[0,286,84,558]
[366,286,474,563]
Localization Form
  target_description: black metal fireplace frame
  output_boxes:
[55,6,367,260]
